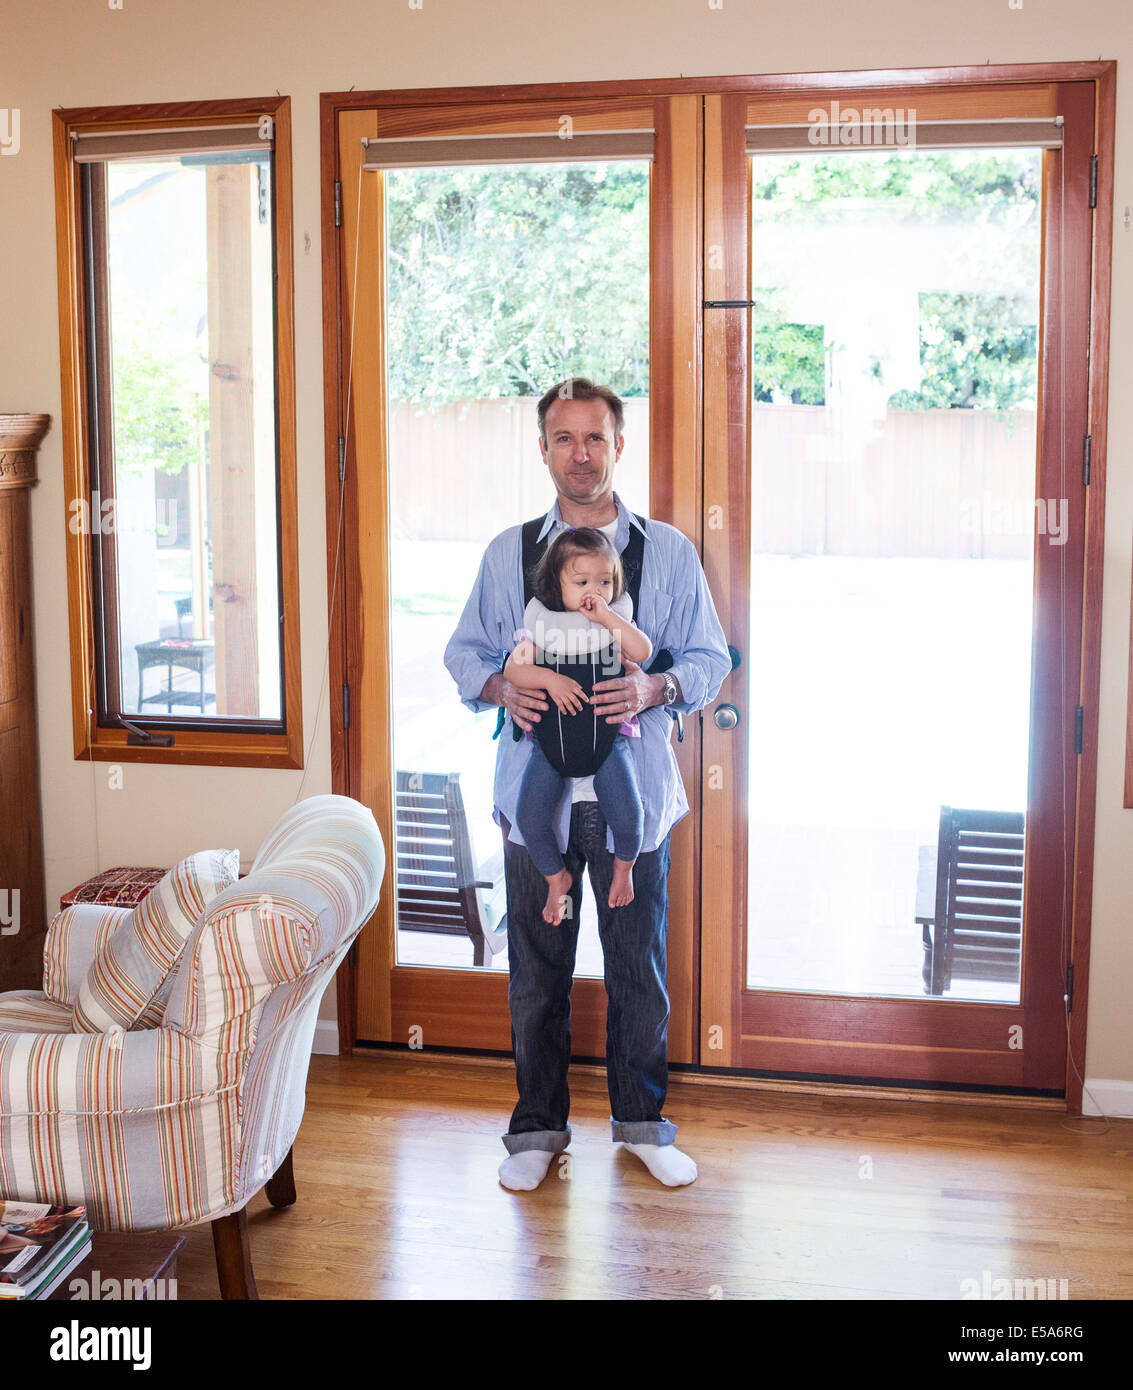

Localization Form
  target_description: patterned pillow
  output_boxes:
[60,867,167,911]
[72,848,239,1033]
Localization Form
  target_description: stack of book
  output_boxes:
[0,1201,91,1300]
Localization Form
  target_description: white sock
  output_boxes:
[498,1149,557,1191]
[623,1142,698,1187]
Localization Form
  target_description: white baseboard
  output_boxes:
[312,1020,340,1055]
[1081,1078,1133,1118]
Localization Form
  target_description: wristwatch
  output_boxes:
[661,672,678,706]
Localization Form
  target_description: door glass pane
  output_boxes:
[747,147,1041,1001]
[102,153,281,721]
[385,160,650,974]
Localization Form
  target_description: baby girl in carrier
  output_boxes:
[505,526,653,925]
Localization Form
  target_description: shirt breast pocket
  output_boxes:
[637,584,676,655]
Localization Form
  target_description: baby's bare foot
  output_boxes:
[543,868,573,924]
[609,858,635,909]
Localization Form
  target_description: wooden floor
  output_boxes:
[173,1053,1133,1300]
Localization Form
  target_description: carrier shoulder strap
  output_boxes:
[521,512,648,613]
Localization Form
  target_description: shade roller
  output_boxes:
[361,129,654,170]
[746,115,1064,155]
[71,121,274,164]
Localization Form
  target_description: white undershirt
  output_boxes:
[565,518,620,804]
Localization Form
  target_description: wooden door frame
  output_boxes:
[320,62,1113,1114]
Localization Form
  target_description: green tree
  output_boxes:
[109,286,208,479]
[385,162,649,408]
[112,336,206,477]
[752,302,826,404]
[750,150,1041,409]
[887,292,1038,410]
[382,149,1041,412]
[750,149,1041,224]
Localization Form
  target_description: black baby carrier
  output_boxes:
[492,512,674,774]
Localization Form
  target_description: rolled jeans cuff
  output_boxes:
[610,1117,677,1145]
[502,1127,571,1155]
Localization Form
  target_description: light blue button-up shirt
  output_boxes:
[443,491,733,855]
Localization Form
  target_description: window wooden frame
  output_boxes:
[53,97,303,768]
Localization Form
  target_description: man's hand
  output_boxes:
[590,657,666,724]
[480,671,548,733]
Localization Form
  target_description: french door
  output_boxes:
[700,81,1094,1091]
[330,94,704,1062]
[326,72,1105,1096]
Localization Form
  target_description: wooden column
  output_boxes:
[206,164,260,716]
[0,414,50,990]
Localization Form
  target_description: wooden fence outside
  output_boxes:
[388,397,1041,559]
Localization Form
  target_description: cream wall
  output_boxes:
[0,0,1129,1094]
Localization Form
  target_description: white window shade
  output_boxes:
[71,122,273,163]
[746,116,1063,155]
[360,129,654,170]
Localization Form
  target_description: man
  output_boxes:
[444,378,731,1190]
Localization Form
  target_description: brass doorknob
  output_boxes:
[713,704,740,730]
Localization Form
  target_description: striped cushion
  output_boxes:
[163,892,318,1076]
[0,991,76,1035]
[72,849,239,1034]
[42,905,132,1007]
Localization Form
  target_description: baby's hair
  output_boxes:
[531,526,625,612]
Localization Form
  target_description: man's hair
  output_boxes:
[536,377,625,446]
[531,526,625,612]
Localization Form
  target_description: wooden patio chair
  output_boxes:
[920,805,1025,995]
[395,771,507,966]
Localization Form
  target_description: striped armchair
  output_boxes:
[0,794,385,1298]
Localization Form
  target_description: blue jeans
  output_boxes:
[515,736,644,877]
[500,803,677,1153]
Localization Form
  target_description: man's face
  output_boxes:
[540,396,624,506]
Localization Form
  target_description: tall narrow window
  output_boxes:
[55,101,301,766]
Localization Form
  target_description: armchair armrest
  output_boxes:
[0,1025,212,1116]
[0,1024,240,1229]
[42,904,133,1007]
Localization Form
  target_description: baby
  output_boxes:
[505,526,653,925]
